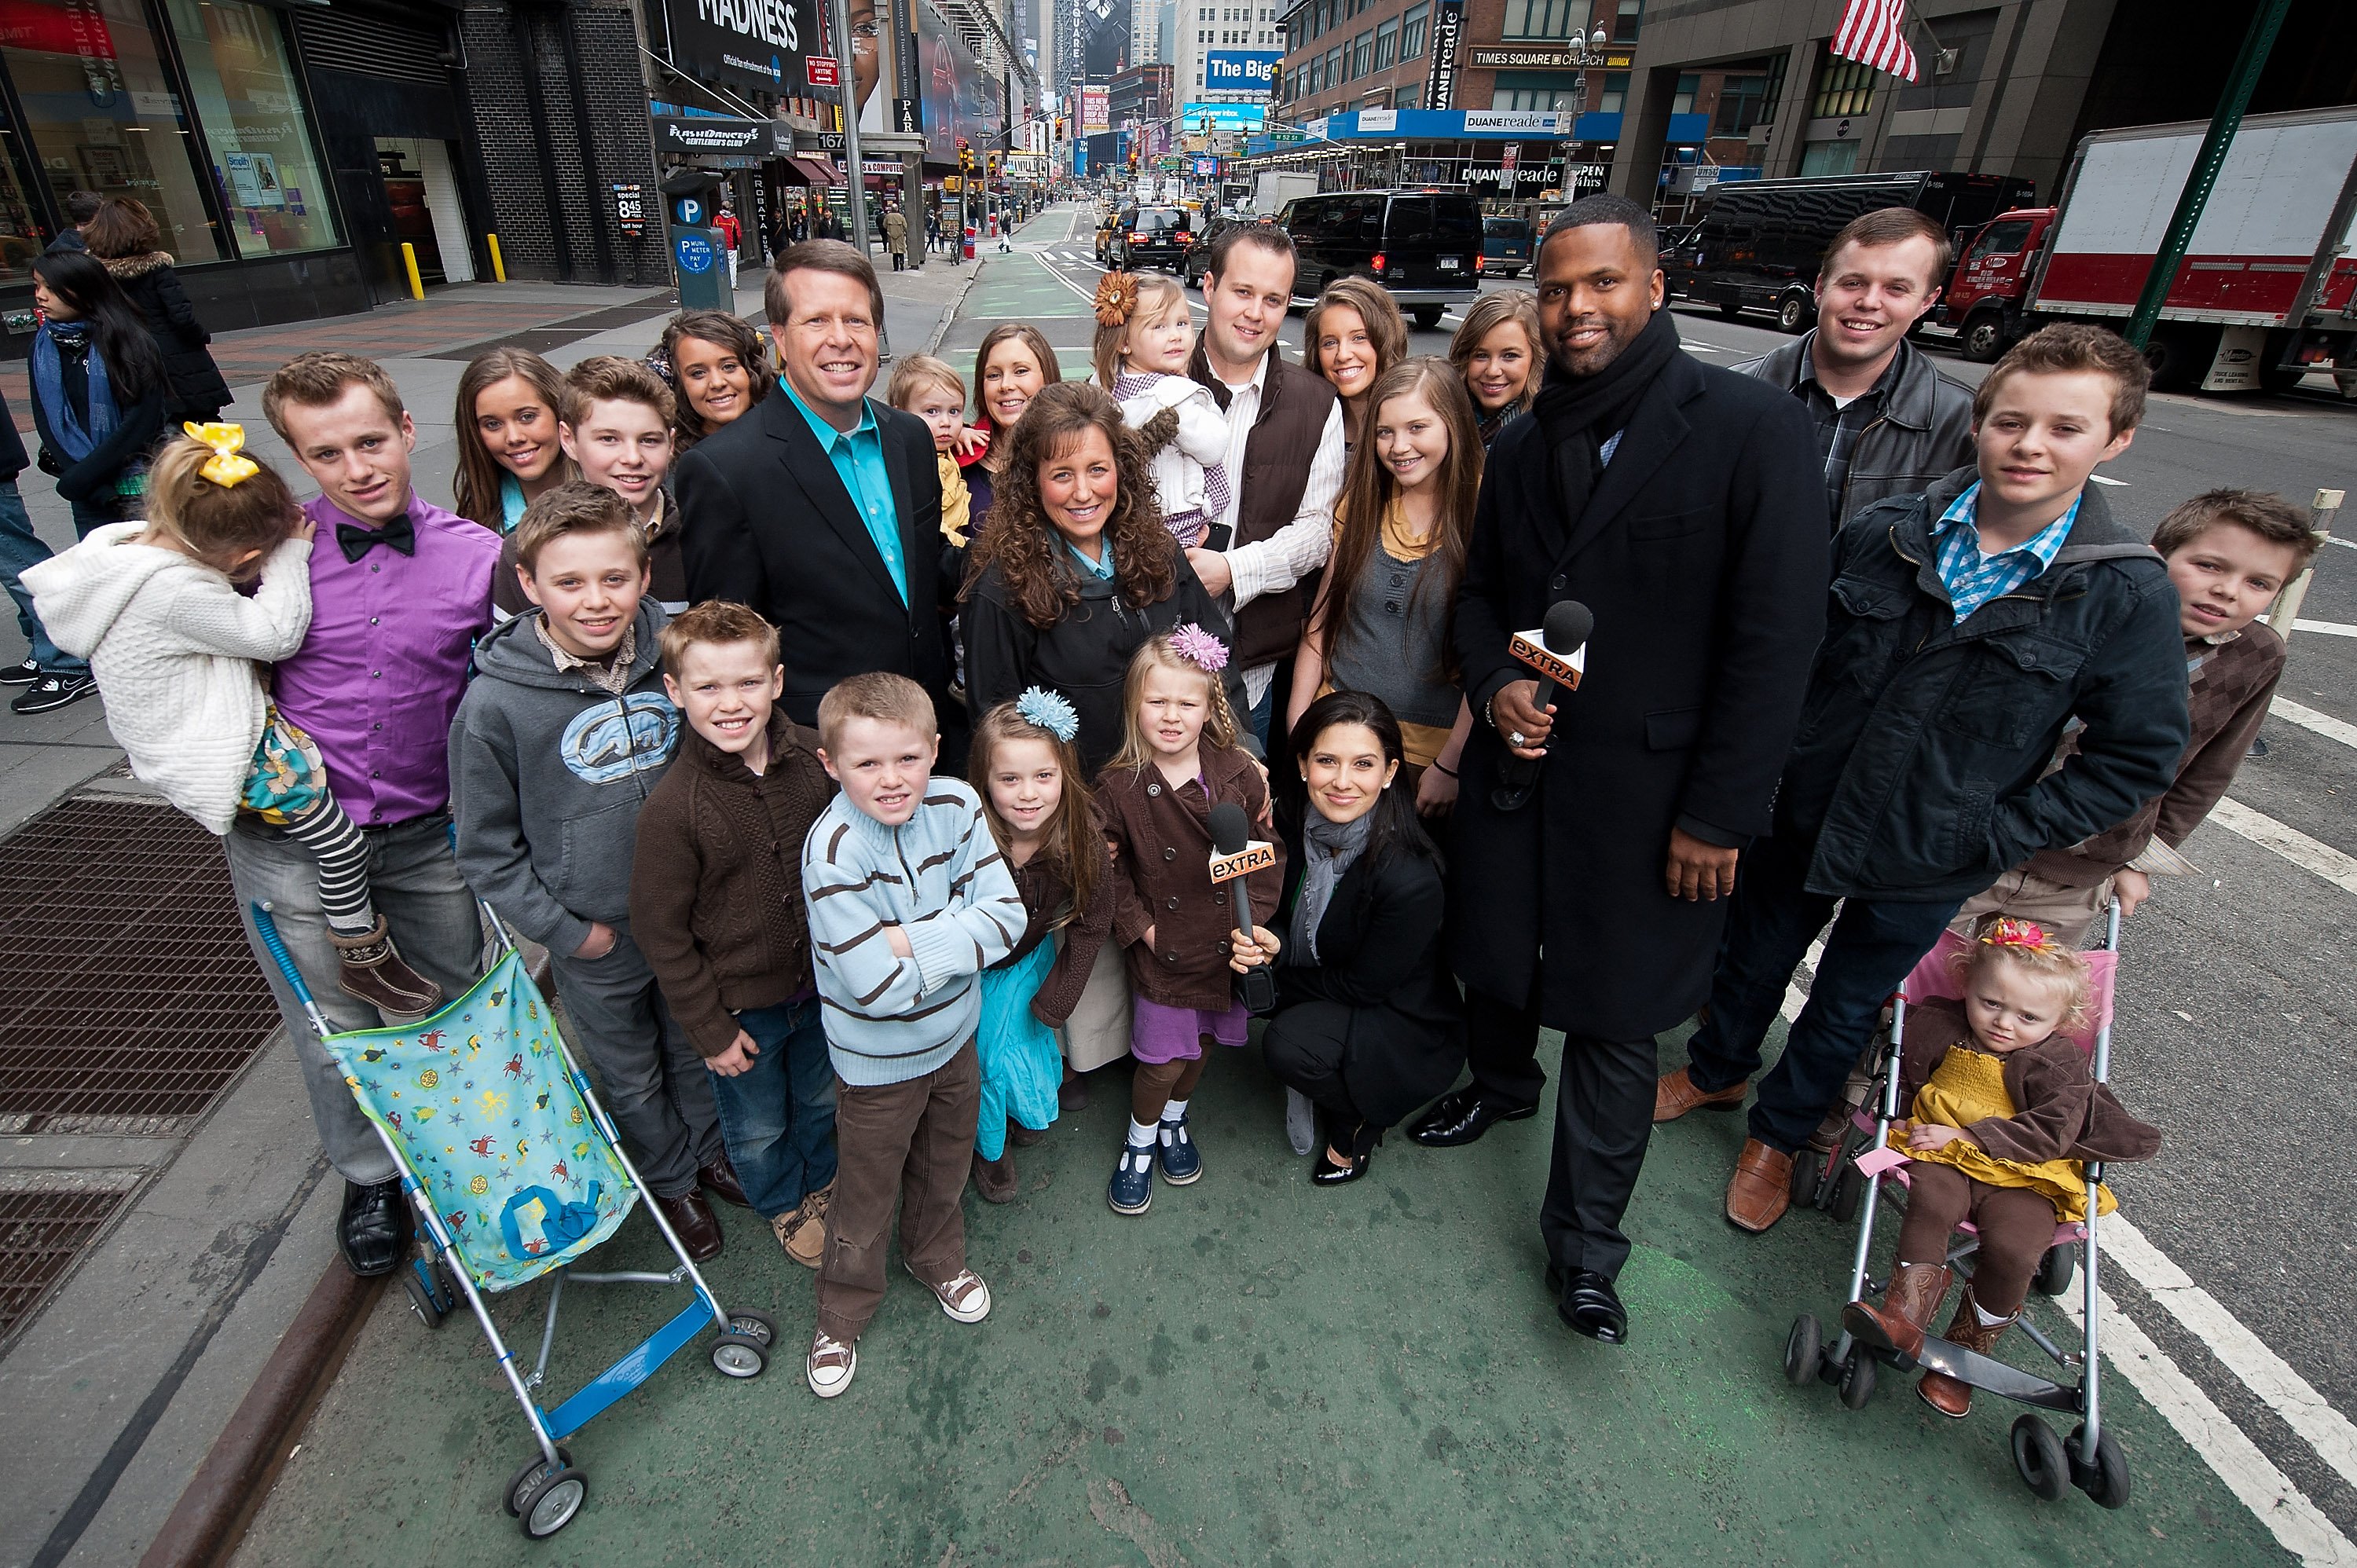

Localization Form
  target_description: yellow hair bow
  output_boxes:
[185,421,259,487]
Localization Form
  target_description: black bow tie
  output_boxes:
[336,512,416,563]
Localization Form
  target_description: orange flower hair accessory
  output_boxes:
[1093,270,1139,328]
[184,421,258,488]
[1978,916,2058,954]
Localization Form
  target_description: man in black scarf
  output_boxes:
[1416,195,1827,1343]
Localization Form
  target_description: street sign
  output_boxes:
[673,193,707,226]
[806,54,839,86]
[675,232,716,274]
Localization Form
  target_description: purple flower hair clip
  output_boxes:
[1168,622,1230,675]
[1015,686,1080,743]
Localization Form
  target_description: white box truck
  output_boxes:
[1255,170,1319,218]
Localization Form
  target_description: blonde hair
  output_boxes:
[1092,273,1186,390]
[1105,632,1241,772]
[1948,915,2095,1036]
[968,700,1099,917]
[141,431,302,583]
[886,354,965,411]
[658,599,780,680]
[817,670,937,754]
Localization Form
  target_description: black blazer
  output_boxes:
[676,388,951,734]
[1447,345,1828,1039]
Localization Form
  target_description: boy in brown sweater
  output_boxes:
[1957,488,2315,944]
[631,601,839,1264]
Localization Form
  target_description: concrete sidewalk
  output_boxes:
[0,251,980,1568]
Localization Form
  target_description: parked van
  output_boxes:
[1278,189,1483,328]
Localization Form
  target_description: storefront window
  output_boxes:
[0,98,49,280]
[166,0,337,255]
[1,0,225,262]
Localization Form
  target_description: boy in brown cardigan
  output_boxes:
[1956,489,2315,944]
[632,601,839,1265]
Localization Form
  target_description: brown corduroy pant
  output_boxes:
[815,1039,981,1343]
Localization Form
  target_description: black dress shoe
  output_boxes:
[1310,1145,1372,1185]
[1406,1088,1537,1148]
[1551,1266,1629,1345]
[339,1178,406,1277]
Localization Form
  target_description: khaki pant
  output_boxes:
[816,1040,980,1343]
[1950,866,2114,949]
[1061,936,1133,1072]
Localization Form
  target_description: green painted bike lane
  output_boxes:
[234,1027,2284,1566]
[934,241,1115,379]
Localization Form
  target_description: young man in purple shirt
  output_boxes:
[228,351,501,1277]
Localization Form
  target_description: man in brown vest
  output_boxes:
[1184,224,1346,749]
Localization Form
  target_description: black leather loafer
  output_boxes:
[339,1178,406,1277]
[1556,1267,1629,1345]
[1310,1145,1372,1185]
[1406,1089,1537,1148]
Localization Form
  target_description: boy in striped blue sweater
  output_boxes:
[800,672,1025,1398]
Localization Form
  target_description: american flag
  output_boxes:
[1832,0,1922,82]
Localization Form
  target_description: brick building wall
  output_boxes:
[457,1,669,286]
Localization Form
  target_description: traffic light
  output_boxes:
[988,152,1000,178]
[1267,62,1281,94]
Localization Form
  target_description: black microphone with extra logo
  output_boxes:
[1490,599,1593,814]
[1206,800,1277,1013]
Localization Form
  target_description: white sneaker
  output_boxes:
[806,1331,857,1398]
[910,1262,992,1323]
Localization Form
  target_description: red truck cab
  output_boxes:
[1942,207,2055,361]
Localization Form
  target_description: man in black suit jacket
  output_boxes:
[676,240,959,757]
[1414,196,1827,1344]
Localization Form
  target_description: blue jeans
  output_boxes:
[1682,827,1963,1154]
[0,479,75,672]
[1246,675,1276,754]
[707,997,838,1218]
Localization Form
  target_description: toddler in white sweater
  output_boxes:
[1091,271,1230,547]
[24,425,441,1016]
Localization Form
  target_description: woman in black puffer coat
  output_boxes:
[82,198,232,423]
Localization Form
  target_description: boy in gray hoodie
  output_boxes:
[448,481,731,1261]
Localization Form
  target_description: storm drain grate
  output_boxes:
[0,797,280,1131]
[0,1185,136,1339]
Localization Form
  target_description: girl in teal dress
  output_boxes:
[966,689,1114,1203]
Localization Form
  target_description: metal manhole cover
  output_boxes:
[0,798,280,1130]
[0,1185,137,1339]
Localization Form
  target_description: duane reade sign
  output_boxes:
[665,0,813,93]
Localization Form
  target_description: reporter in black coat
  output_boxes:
[1252,692,1463,1184]
[1421,200,1827,1336]
[676,242,959,755]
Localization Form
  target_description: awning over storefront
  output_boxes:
[786,156,843,187]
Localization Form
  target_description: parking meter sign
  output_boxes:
[676,233,716,274]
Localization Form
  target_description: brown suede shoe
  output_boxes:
[1655,1067,1747,1123]
[700,1156,750,1208]
[653,1188,723,1262]
[1842,1262,1952,1367]
[1724,1138,1794,1233]
[972,1149,1019,1203]
[1919,1284,2015,1418]
[1007,1122,1047,1148]
[330,917,443,1020]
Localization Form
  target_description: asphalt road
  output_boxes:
[1026,200,2357,1544]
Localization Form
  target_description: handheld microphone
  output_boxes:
[1490,599,1593,814]
[1207,801,1277,1013]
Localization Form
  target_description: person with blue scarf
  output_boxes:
[1244,690,1464,1185]
[27,251,165,537]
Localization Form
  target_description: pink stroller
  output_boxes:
[1782,900,2132,1510]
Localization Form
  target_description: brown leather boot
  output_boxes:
[1919,1284,2017,1419]
[1842,1262,1952,1366]
[1724,1139,1793,1232]
[1654,1067,1747,1123]
[972,1149,1019,1204]
[330,917,443,1019]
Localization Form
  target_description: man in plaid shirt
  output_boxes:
[1658,324,2190,1235]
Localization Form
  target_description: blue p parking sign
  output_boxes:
[675,233,716,274]
[674,195,706,226]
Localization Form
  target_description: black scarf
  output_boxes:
[1531,306,1680,549]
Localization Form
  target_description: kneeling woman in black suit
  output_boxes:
[1231,691,1464,1184]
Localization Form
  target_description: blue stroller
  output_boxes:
[254,900,776,1541]
[1783,902,2132,1511]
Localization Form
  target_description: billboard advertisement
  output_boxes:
[1080,85,1110,134]
[1204,49,1280,93]
[662,0,817,97]
[1080,0,1130,79]
[1179,101,1265,134]
[918,0,1005,160]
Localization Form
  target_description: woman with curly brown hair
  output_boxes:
[959,381,1244,777]
[651,310,771,451]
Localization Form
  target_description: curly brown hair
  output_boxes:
[960,380,1178,628]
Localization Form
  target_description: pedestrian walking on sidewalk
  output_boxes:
[27,251,167,541]
[882,203,907,272]
[714,204,743,293]
[0,387,93,713]
[85,197,232,424]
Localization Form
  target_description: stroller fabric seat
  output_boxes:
[324,949,634,1291]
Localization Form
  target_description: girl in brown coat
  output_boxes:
[1094,628,1283,1214]
[1845,917,2161,1416]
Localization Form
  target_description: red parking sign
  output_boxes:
[806,56,840,86]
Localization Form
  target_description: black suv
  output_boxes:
[1181,215,1277,288]
[1106,205,1193,271]
[1279,190,1483,328]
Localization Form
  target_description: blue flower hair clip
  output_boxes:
[1015,686,1080,743]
